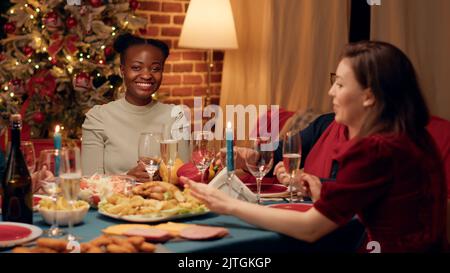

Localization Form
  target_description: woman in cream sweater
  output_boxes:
[82,33,188,181]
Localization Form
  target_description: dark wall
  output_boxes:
[349,0,371,42]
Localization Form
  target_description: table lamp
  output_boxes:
[179,0,239,106]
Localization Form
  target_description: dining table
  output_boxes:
[0,200,366,253]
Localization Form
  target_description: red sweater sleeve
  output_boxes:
[314,136,394,226]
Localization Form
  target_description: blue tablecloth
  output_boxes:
[2,203,365,253]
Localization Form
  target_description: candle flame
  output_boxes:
[55,125,60,133]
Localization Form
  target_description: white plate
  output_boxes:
[0,222,43,248]
[98,210,210,223]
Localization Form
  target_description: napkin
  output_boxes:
[208,169,257,203]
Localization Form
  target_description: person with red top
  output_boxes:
[181,41,447,252]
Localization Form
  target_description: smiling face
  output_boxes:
[121,44,165,106]
[328,58,375,135]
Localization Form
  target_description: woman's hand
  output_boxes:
[273,162,290,186]
[127,161,150,182]
[273,162,309,198]
[31,165,55,193]
[180,176,236,215]
[299,173,322,202]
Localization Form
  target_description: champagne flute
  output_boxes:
[282,131,302,203]
[138,132,162,181]
[191,131,215,184]
[244,137,274,204]
[21,141,36,173]
[60,147,81,241]
[38,149,64,237]
[160,139,178,184]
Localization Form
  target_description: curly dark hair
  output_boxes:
[113,32,170,64]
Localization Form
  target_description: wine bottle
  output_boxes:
[1,114,33,224]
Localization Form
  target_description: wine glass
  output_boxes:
[37,149,64,237]
[59,147,82,241]
[244,137,274,204]
[191,131,216,184]
[282,131,302,203]
[160,139,178,184]
[21,141,36,173]
[138,132,162,181]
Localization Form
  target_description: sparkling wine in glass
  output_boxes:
[191,131,215,184]
[160,139,178,184]
[282,131,302,203]
[138,132,162,181]
[245,137,274,204]
[37,149,64,237]
[60,147,81,242]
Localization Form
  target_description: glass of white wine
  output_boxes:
[138,132,162,181]
[60,147,81,241]
[282,131,302,203]
[38,149,64,237]
[160,139,178,184]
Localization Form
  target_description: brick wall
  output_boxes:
[136,0,223,112]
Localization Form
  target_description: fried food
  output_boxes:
[12,247,34,253]
[139,242,156,253]
[11,235,156,254]
[39,197,89,211]
[36,238,68,252]
[98,185,208,218]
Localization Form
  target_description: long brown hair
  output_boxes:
[341,41,429,144]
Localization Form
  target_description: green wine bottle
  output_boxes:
[1,114,33,224]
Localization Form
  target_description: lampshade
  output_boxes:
[179,0,238,50]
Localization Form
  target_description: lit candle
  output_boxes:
[226,122,234,172]
[54,125,61,176]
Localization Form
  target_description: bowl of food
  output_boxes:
[38,197,90,226]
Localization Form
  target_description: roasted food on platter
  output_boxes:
[98,182,208,218]
[131,181,182,201]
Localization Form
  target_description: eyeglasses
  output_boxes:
[330,73,337,86]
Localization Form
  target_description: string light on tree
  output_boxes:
[0,0,148,139]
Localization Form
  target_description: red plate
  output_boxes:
[0,225,32,241]
[245,183,288,195]
[268,203,313,212]
[0,222,43,248]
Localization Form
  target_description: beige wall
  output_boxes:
[371,0,450,120]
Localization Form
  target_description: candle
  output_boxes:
[54,125,61,176]
[226,121,234,172]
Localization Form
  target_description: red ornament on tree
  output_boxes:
[66,16,77,29]
[44,11,63,32]
[129,0,139,10]
[32,112,46,124]
[10,79,26,96]
[4,22,16,34]
[73,72,92,92]
[89,0,103,8]
[23,46,34,57]
[104,46,113,58]
[27,69,57,98]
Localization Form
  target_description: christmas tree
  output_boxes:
[0,0,147,139]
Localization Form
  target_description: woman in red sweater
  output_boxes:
[181,41,447,252]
